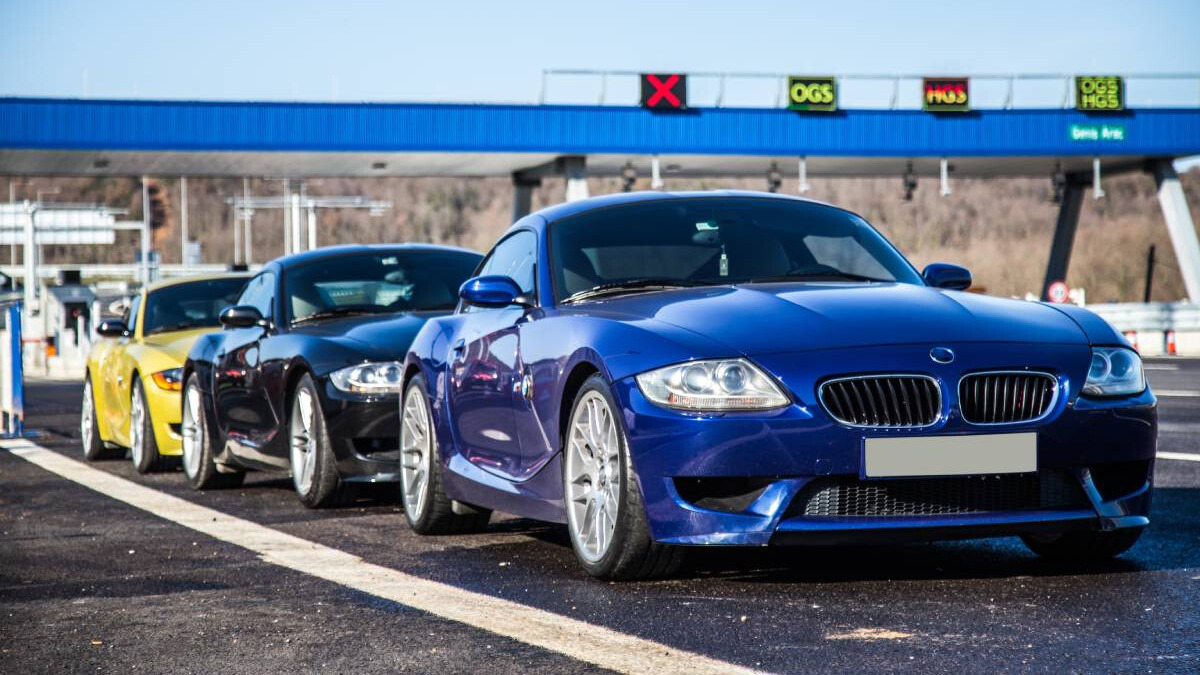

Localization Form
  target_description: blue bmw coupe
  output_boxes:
[400,191,1155,580]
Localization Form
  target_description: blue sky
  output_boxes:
[2,0,1199,105]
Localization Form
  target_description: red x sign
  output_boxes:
[641,73,687,110]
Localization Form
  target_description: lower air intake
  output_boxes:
[789,470,1085,518]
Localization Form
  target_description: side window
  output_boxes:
[237,272,276,319]
[479,230,536,295]
[125,294,141,335]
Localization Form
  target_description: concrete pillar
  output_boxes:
[512,174,539,222]
[1152,161,1200,302]
[1041,176,1086,301]
[562,156,589,202]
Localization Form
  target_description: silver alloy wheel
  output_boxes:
[289,388,318,495]
[400,388,432,520]
[565,390,621,564]
[80,381,94,453]
[181,384,203,479]
[129,385,145,467]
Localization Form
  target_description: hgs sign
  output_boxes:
[787,77,837,112]
[923,77,969,112]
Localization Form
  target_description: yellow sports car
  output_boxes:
[81,274,247,472]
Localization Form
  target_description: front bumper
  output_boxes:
[141,377,182,456]
[611,358,1156,547]
[318,379,401,483]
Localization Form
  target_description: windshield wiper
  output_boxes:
[747,270,890,284]
[561,278,709,304]
[291,306,390,325]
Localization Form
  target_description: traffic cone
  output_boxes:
[1165,330,1177,356]
[1123,331,1139,352]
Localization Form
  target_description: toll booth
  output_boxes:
[42,281,95,377]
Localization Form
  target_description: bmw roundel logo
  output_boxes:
[929,347,955,364]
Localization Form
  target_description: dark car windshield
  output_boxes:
[549,198,923,302]
[143,277,248,336]
[286,250,482,324]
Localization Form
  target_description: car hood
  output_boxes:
[140,326,215,363]
[291,311,438,359]
[576,282,1088,355]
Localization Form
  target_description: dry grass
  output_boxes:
[24,169,1199,302]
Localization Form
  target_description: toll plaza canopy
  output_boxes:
[0,95,1198,302]
[1,97,1198,178]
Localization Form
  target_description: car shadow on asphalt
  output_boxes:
[475,486,1200,584]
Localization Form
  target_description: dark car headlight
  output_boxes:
[1082,347,1145,397]
[635,358,789,411]
[329,361,405,395]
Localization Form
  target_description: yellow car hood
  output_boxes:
[141,326,219,366]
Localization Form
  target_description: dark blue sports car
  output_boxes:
[400,192,1155,580]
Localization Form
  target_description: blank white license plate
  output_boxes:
[863,432,1037,478]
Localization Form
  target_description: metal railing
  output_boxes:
[540,70,1200,110]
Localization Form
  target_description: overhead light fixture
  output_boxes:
[93,158,110,169]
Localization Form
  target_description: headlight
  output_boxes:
[1082,347,1145,397]
[635,358,789,411]
[151,367,183,391]
[329,361,405,395]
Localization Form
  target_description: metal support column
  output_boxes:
[281,178,291,256]
[180,177,189,267]
[1041,176,1086,301]
[22,202,35,314]
[511,174,539,222]
[1152,160,1200,302]
[140,176,151,285]
[242,178,253,264]
[562,156,589,202]
[292,191,303,253]
[307,204,317,250]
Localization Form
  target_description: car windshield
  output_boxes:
[549,197,924,302]
[143,277,248,335]
[286,250,482,324]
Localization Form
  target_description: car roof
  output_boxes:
[272,243,482,270]
[145,272,249,293]
[514,190,843,232]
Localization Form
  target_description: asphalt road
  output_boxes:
[2,359,1198,674]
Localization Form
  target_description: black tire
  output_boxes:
[1021,528,1144,561]
[181,374,245,490]
[400,374,491,534]
[288,373,357,509]
[130,380,177,473]
[563,375,685,581]
[80,377,122,460]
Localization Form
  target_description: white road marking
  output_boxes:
[1143,364,1180,371]
[1154,390,1200,398]
[2,440,761,675]
[1157,422,1200,434]
[1158,452,1200,462]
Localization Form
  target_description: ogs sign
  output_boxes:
[1076,76,1124,112]
[787,76,837,112]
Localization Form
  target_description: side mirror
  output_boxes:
[96,319,128,338]
[459,275,532,308]
[923,263,972,291]
[219,305,268,328]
